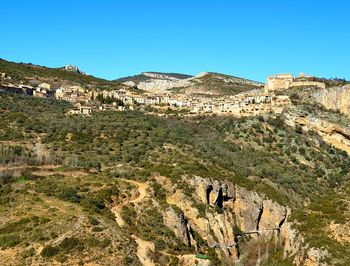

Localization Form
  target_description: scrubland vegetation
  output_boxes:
[0,92,349,265]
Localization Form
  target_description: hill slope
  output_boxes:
[0,58,127,90]
[0,88,349,265]
[1,60,350,265]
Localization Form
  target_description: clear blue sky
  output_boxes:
[1,0,349,82]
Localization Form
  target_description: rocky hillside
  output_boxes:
[115,71,263,96]
[181,72,263,96]
[0,83,349,265]
[0,58,127,91]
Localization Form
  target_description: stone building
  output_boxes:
[265,73,325,92]
[265,74,294,92]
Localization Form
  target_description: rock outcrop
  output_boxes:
[156,175,326,265]
[286,114,350,154]
[63,65,86,75]
[313,84,350,117]
[136,78,193,92]
[163,206,194,247]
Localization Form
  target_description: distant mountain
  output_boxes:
[115,71,263,96]
[114,72,193,83]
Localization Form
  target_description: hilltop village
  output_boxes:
[0,70,325,117]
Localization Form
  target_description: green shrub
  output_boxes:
[89,217,100,226]
[122,205,137,225]
[151,182,166,203]
[85,237,111,248]
[59,187,82,203]
[92,226,104,232]
[41,245,59,257]
[59,237,81,252]
[0,217,31,234]
[0,233,20,248]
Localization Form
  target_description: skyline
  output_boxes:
[1,0,350,82]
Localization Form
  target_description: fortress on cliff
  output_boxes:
[264,73,325,92]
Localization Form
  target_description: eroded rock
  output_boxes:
[157,175,327,265]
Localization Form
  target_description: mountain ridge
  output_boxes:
[0,58,263,95]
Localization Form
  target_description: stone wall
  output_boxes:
[289,81,325,89]
[265,74,325,92]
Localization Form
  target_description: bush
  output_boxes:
[86,237,111,248]
[0,217,31,234]
[41,245,59,257]
[92,226,104,232]
[59,187,82,203]
[122,205,137,225]
[89,217,100,226]
[155,239,166,250]
[151,182,166,203]
[58,237,81,252]
[0,234,20,248]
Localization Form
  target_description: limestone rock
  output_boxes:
[158,175,328,265]
[304,248,329,266]
[163,206,194,246]
[313,84,350,117]
[136,78,193,92]
[233,186,263,232]
[290,115,350,154]
[63,65,86,75]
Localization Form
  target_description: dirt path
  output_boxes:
[133,235,155,266]
[31,165,88,178]
[125,179,149,204]
[33,169,88,178]
[110,179,156,266]
[111,178,150,227]
[0,164,87,178]
[0,165,30,172]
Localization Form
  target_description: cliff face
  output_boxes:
[156,175,325,265]
[313,85,350,116]
[136,78,193,92]
[121,72,195,92]
[285,114,350,155]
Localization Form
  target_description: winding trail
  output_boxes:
[126,179,149,204]
[110,178,155,265]
[111,178,150,227]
